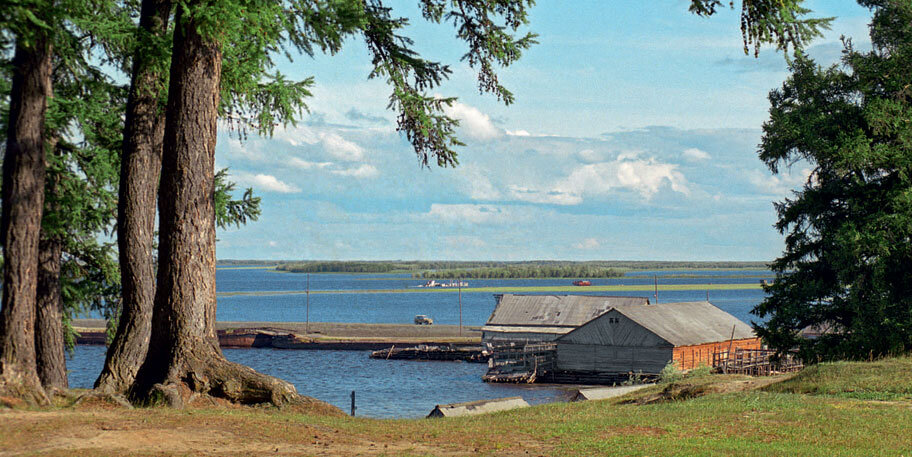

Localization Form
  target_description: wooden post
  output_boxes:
[305,273,310,335]
[723,325,736,374]
[350,390,356,416]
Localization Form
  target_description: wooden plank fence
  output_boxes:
[712,348,803,375]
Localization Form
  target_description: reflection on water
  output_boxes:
[66,346,577,418]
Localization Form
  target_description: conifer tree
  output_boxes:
[753,0,912,361]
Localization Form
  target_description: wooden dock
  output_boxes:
[370,345,488,362]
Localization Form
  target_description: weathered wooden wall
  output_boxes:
[673,338,762,370]
[555,344,673,374]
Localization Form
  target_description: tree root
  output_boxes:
[133,351,340,413]
[0,371,50,406]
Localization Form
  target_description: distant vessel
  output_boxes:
[572,280,592,286]
[417,280,468,288]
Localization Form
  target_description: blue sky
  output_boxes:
[214,1,873,261]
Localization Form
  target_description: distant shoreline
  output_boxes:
[215,282,762,297]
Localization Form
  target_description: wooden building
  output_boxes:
[481,294,650,343]
[554,301,761,376]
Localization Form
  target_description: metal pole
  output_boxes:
[306,273,310,334]
[458,277,463,337]
[350,390,356,416]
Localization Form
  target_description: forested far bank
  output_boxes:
[272,260,770,276]
[413,266,625,279]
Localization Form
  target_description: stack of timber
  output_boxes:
[369,344,488,362]
[482,342,556,383]
[427,396,530,418]
[713,348,803,375]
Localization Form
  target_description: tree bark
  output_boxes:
[35,136,68,391]
[130,5,299,407]
[0,36,52,405]
[35,234,67,390]
[95,0,171,394]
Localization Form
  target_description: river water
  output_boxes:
[66,267,772,418]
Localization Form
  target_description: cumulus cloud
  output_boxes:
[330,164,379,178]
[234,173,301,193]
[443,101,503,141]
[682,147,710,161]
[552,157,690,202]
[573,238,601,250]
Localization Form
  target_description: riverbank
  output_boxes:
[4,355,911,456]
[215,282,762,297]
[72,319,482,349]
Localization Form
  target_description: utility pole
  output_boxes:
[306,273,310,334]
[458,277,463,337]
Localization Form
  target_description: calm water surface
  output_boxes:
[67,345,576,418]
[67,267,772,418]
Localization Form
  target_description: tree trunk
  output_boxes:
[129,5,299,407]
[35,234,67,390]
[35,136,68,391]
[95,0,171,394]
[0,36,52,405]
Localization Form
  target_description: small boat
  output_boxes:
[418,280,468,288]
[572,280,592,286]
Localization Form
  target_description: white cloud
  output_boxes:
[268,240,278,247]
[507,185,582,205]
[443,101,503,142]
[682,147,711,161]
[234,172,301,193]
[322,132,365,162]
[330,164,379,178]
[456,164,502,200]
[749,167,812,196]
[573,238,600,250]
[289,158,333,169]
[506,129,531,137]
[426,204,510,225]
[273,126,367,162]
[554,157,690,201]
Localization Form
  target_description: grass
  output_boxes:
[5,356,912,456]
[763,355,912,401]
[216,282,761,297]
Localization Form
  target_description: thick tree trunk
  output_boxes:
[35,234,67,390]
[0,37,52,405]
[95,0,171,394]
[130,6,299,407]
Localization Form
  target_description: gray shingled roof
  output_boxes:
[610,301,755,346]
[486,294,650,327]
